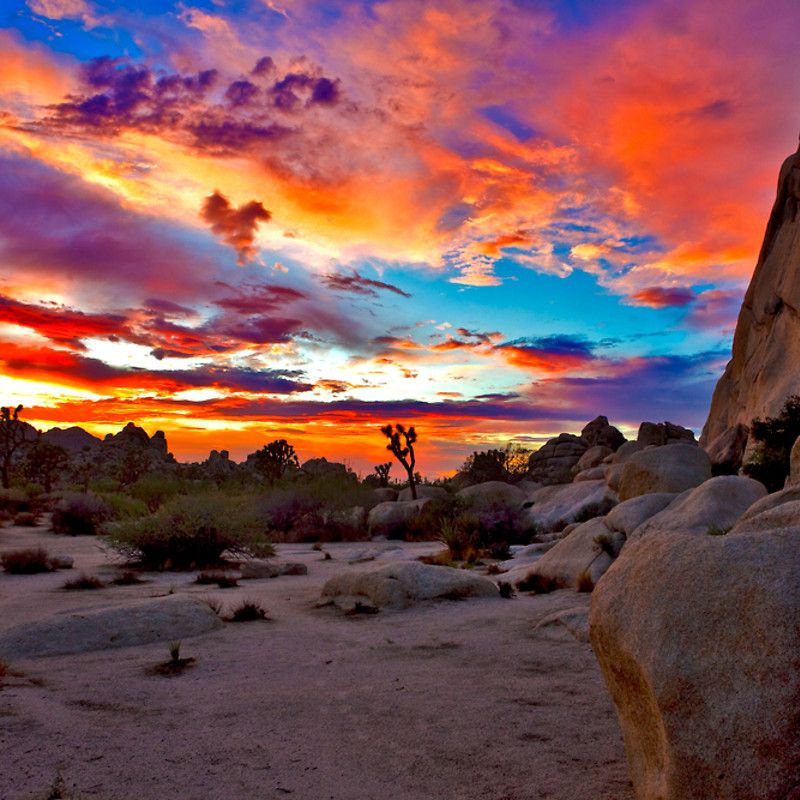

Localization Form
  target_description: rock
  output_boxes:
[590,525,800,800]
[204,449,236,476]
[731,499,800,534]
[604,493,677,537]
[527,433,589,485]
[581,416,626,451]
[789,435,800,486]
[456,481,525,509]
[301,457,349,477]
[524,480,617,533]
[604,462,625,492]
[534,607,590,643]
[240,560,308,579]
[611,440,644,464]
[702,148,800,449]
[730,484,800,533]
[704,423,749,476]
[512,518,623,590]
[516,479,543,497]
[575,445,613,472]
[573,466,606,482]
[367,499,430,538]
[0,596,221,659]
[325,506,367,532]
[320,562,499,610]
[346,545,404,564]
[629,476,767,540]
[617,444,711,501]
[48,555,74,570]
[637,421,696,447]
[397,485,448,501]
[371,487,397,503]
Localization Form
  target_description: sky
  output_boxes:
[0,0,799,476]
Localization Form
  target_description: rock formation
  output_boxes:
[702,145,800,461]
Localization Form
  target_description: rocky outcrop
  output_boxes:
[367,499,429,538]
[617,444,711,501]
[629,476,766,540]
[604,493,677,537]
[581,416,626,451]
[704,422,749,475]
[637,421,695,447]
[41,426,101,453]
[590,526,800,800]
[702,147,800,449]
[456,481,525,510]
[524,480,617,533]
[527,433,589,485]
[301,457,349,477]
[320,562,499,611]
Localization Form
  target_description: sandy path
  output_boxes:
[0,524,633,800]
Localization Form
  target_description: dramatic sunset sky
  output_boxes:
[1,0,799,475]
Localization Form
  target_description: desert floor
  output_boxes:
[0,522,633,800]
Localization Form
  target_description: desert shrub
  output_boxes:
[195,571,238,588]
[98,492,149,521]
[1,547,54,574]
[228,599,268,622]
[0,487,32,514]
[111,570,145,585]
[743,395,800,492]
[517,573,565,594]
[107,493,270,569]
[577,570,595,593]
[498,581,515,599]
[63,574,105,590]
[706,524,731,537]
[52,492,111,536]
[127,473,184,512]
[13,512,38,527]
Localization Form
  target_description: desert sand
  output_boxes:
[0,521,632,800]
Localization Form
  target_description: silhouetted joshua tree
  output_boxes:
[252,439,300,485]
[0,405,28,490]
[381,424,417,499]
[23,440,69,493]
[373,462,392,487]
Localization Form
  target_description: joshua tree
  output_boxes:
[252,439,300,485]
[23,440,69,493]
[0,405,29,489]
[381,424,417,499]
[373,462,392,487]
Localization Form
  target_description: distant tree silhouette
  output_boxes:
[373,462,392,487]
[0,405,28,489]
[381,424,417,499]
[460,445,531,484]
[252,439,299,484]
[23,440,69,493]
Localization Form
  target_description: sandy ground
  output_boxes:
[0,522,633,800]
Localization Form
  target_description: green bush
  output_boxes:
[127,473,184,512]
[52,492,112,536]
[743,395,800,492]
[99,492,149,521]
[107,493,272,569]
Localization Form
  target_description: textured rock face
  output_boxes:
[637,421,695,448]
[790,435,800,486]
[524,480,617,533]
[581,416,626,451]
[590,528,800,800]
[528,433,589,485]
[456,481,525,509]
[628,475,766,539]
[702,149,800,447]
[704,422,749,475]
[617,444,711,501]
[604,493,677,537]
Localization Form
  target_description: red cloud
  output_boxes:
[200,190,271,264]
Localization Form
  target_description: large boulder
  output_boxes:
[512,517,623,591]
[371,487,398,503]
[301,457,349,477]
[575,445,613,472]
[523,480,617,533]
[0,596,221,659]
[397,485,448,501]
[702,148,800,449]
[637,421,696,448]
[367,499,429,538]
[789,434,800,486]
[590,526,800,800]
[629,476,767,540]
[604,493,677,537]
[456,481,525,510]
[527,433,589,485]
[320,562,499,611]
[730,484,800,534]
[581,416,626,451]
[617,444,711,501]
[704,423,749,476]
[610,441,644,464]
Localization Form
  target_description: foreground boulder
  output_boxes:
[456,481,525,509]
[367,498,429,538]
[0,596,221,659]
[590,526,800,800]
[629,476,766,539]
[790,434,800,486]
[617,444,711,501]
[730,484,800,534]
[524,480,617,533]
[604,493,676,537]
[320,562,499,611]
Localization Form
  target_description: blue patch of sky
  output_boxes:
[480,105,538,142]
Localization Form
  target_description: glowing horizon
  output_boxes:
[1,0,799,476]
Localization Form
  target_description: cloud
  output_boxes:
[321,271,411,299]
[494,335,598,374]
[200,190,271,264]
[627,286,696,308]
[27,0,98,27]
